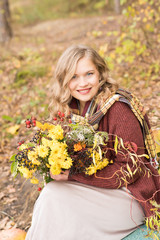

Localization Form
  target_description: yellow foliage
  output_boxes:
[99,0,160,86]
[152,129,160,154]
[139,0,147,5]
[98,44,108,58]
[91,30,102,37]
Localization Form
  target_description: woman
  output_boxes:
[26,45,160,240]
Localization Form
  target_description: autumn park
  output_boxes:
[0,0,160,239]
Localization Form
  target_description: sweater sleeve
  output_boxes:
[68,102,147,189]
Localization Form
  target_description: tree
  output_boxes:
[114,0,120,14]
[0,0,12,43]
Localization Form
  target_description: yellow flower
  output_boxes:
[27,150,38,162]
[50,142,68,159]
[85,166,97,175]
[48,146,70,169]
[36,121,45,130]
[59,142,68,151]
[41,136,70,171]
[43,123,55,130]
[60,157,73,169]
[94,151,101,162]
[36,145,49,158]
[96,159,109,170]
[46,163,50,168]
[50,163,61,175]
[48,125,64,140]
[41,137,60,149]
[19,144,28,151]
[85,158,109,175]
[50,144,59,155]
[30,177,39,184]
[18,166,33,179]
[49,154,65,166]
[32,158,41,165]
[36,121,55,131]
[48,152,58,165]
[102,158,109,167]
[41,137,52,148]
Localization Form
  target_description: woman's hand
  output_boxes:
[50,170,69,181]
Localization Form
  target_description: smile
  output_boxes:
[77,88,91,95]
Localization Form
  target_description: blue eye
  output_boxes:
[87,72,93,76]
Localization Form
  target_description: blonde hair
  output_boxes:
[49,44,119,118]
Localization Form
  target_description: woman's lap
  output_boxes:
[26,181,145,240]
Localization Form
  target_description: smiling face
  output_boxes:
[68,57,100,112]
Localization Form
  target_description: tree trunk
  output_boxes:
[0,0,12,43]
[114,0,121,14]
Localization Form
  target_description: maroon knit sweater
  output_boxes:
[68,100,160,218]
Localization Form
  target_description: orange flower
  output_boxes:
[74,142,86,152]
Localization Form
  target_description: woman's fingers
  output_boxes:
[50,170,69,181]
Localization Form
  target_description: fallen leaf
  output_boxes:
[6,125,20,135]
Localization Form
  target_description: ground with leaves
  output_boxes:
[0,14,160,233]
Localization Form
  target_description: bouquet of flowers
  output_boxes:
[10,114,110,185]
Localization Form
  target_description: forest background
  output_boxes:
[0,0,160,234]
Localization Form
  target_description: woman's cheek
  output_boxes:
[68,80,76,92]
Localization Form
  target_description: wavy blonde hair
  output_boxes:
[49,44,119,118]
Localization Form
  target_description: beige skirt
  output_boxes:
[26,181,145,240]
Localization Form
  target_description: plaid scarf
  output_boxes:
[71,89,158,169]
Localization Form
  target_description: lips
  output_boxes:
[77,88,91,95]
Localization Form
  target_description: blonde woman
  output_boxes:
[26,45,160,240]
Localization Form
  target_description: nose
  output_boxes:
[79,76,88,87]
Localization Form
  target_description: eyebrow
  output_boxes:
[73,70,95,76]
[75,70,94,74]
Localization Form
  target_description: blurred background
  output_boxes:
[0,0,160,233]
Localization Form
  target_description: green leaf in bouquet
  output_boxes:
[10,154,16,162]
[26,142,35,147]
[44,174,53,184]
[11,161,18,177]
[69,123,82,130]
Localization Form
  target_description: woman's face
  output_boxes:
[68,57,100,107]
